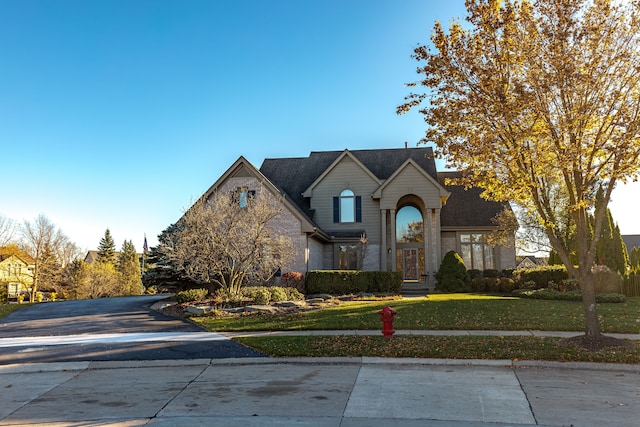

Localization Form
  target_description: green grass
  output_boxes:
[0,303,30,318]
[236,335,640,364]
[193,294,640,334]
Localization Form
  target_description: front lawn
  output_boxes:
[193,294,640,334]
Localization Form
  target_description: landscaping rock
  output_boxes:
[185,305,214,315]
[243,305,278,314]
[305,298,325,304]
[274,301,304,308]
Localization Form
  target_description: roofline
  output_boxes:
[302,149,382,197]
[372,157,450,199]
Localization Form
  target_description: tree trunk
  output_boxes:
[579,271,601,338]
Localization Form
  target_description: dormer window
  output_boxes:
[333,189,362,223]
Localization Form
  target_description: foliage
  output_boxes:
[399,0,640,338]
[593,269,623,294]
[250,288,271,305]
[281,272,305,293]
[96,229,117,265]
[164,187,293,299]
[305,270,402,295]
[593,190,628,274]
[175,288,209,303]
[630,247,640,274]
[435,251,471,292]
[117,240,143,295]
[20,214,80,302]
[142,224,198,292]
[0,284,6,303]
[513,265,569,289]
[513,288,626,303]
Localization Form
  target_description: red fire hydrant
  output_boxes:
[378,306,397,339]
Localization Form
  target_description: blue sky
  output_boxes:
[1,0,638,253]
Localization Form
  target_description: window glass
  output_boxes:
[460,233,494,270]
[396,206,423,242]
[338,245,358,270]
[340,189,355,223]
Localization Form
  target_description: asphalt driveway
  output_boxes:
[0,295,264,364]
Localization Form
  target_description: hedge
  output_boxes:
[305,270,402,295]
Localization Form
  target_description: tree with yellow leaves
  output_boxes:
[399,0,640,347]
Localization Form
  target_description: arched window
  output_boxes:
[340,189,355,223]
[396,206,423,243]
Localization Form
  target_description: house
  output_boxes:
[194,147,516,287]
[516,256,548,270]
[622,235,640,256]
[0,246,35,298]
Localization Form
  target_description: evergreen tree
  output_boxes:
[630,247,640,274]
[117,240,143,295]
[612,223,629,275]
[97,229,117,265]
[435,250,471,292]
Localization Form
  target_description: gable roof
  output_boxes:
[302,150,381,197]
[0,246,35,265]
[199,156,318,233]
[438,171,510,228]
[259,148,507,229]
[260,147,439,217]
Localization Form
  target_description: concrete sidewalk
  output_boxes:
[1,357,639,427]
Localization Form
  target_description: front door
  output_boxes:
[402,248,419,281]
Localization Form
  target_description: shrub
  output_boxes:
[594,270,623,294]
[252,288,271,305]
[0,285,7,303]
[305,271,402,295]
[483,269,500,278]
[284,287,304,301]
[176,288,208,303]
[269,287,288,303]
[435,251,471,292]
[49,292,57,302]
[499,278,516,293]
[513,265,569,289]
[281,272,305,293]
[471,278,486,292]
[145,285,158,295]
[512,288,626,303]
[468,269,483,279]
[485,278,500,293]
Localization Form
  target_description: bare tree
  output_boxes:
[165,187,293,299]
[0,214,17,246]
[20,214,74,301]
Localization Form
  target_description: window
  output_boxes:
[396,206,423,243]
[460,233,494,270]
[338,245,359,270]
[234,187,255,208]
[333,190,362,223]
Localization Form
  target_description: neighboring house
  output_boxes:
[0,246,35,298]
[193,147,516,286]
[516,256,548,270]
[622,235,640,257]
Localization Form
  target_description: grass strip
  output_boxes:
[235,335,640,364]
[193,295,640,334]
[0,303,29,319]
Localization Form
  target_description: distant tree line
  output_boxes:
[1,214,143,301]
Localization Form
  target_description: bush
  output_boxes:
[305,271,402,295]
[468,269,483,279]
[512,288,626,303]
[252,288,271,305]
[471,278,486,292]
[513,265,569,289]
[281,272,305,293]
[483,269,500,278]
[176,288,208,303]
[594,270,623,293]
[285,287,304,301]
[435,251,471,292]
[499,278,516,293]
[0,285,7,303]
[269,287,288,303]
